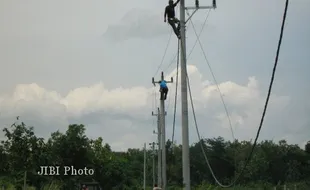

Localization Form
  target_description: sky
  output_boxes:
[0,0,309,151]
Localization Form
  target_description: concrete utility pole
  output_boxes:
[149,142,156,187]
[143,143,146,190]
[152,72,173,190]
[152,108,161,187]
[180,0,216,189]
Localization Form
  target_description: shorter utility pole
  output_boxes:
[152,108,161,187]
[149,142,156,187]
[143,143,146,190]
[23,171,27,190]
[152,71,173,190]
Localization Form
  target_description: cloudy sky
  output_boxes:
[0,0,309,151]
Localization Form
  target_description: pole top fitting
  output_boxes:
[152,77,155,86]
[213,0,217,9]
[195,0,199,8]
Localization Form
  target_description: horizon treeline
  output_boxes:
[0,120,310,189]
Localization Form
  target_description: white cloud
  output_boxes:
[0,0,309,154]
[1,65,307,151]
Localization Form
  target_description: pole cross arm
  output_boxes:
[185,0,216,23]
[185,5,214,10]
[152,71,173,86]
[153,111,167,116]
[152,111,158,116]
[152,107,161,116]
[152,78,173,85]
[185,0,216,10]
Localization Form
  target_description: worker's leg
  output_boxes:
[160,88,164,100]
[164,88,168,100]
[168,18,180,38]
[174,18,181,39]
[174,18,180,32]
[162,88,168,100]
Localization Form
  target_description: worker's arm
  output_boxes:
[164,7,167,22]
[174,0,180,7]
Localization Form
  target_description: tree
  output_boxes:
[0,119,309,189]
[305,141,310,154]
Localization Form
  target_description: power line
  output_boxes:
[170,10,211,144]
[187,10,235,142]
[164,9,211,72]
[187,0,289,187]
[166,83,173,111]
[154,30,173,77]
[233,0,289,185]
[172,41,180,143]
[186,10,238,187]
[186,10,211,64]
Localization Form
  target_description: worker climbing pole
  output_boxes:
[164,0,181,39]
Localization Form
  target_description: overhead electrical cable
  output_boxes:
[186,0,289,187]
[164,10,211,72]
[170,10,211,143]
[154,30,173,77]
[187,10,236,142]
[171,41,180,143]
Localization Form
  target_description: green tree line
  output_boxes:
[0,120,310,189]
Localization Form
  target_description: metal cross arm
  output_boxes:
[152,71,173,86]
[152,111,167,116]
[185,0,217,24]
[185,0,217,10]
[151,108,160,116]
[185,5,214,10]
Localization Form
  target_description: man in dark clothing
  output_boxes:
[164,0,181,39]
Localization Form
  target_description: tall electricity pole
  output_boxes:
[179,0,216,189]
[152,72,173,190]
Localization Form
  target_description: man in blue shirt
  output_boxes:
[160,80,168,100]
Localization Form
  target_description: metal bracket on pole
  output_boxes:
[153,72,173,85]
[185,9,198,24]
[152,109,166,116]
[185,5,214,10]
[185,0,217,23]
